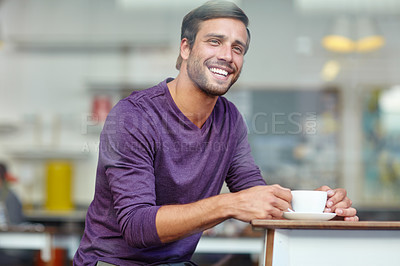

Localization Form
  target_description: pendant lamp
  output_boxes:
[322,16,385,53]
[355,17,385,53]
[322,17,355,53]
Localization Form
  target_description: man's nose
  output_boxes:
[217,44,233,62]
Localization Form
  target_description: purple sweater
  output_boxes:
[73,79,265,265]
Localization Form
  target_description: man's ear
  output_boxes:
[180,38,191,60]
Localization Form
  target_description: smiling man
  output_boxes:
[183,19,245,97]
[73,1,358,265]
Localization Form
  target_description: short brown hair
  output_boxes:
[175,0,251,70]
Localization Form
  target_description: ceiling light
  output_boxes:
[322,17,355,53]
[322,16,385,53]
[356,17,385,52]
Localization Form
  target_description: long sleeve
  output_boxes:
[99,101,162,248]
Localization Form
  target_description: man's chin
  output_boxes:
[200,85,231,97]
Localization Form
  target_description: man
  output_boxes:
[74,1,358,265]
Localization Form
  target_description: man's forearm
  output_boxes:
[155,185,293,243]
[155,192,234,243]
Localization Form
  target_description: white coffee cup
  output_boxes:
[291,190,327,213]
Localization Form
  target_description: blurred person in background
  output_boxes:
[0,162,35,266]
[0,162,25,225]
[74,1,358,265]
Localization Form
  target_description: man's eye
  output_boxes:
[209,39,220,45]
[233,46,244,54]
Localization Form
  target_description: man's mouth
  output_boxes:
[209,67,229,78]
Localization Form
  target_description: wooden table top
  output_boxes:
[251,219,400,230]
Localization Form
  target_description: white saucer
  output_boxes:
[283,212,336,221]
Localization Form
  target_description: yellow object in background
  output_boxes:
[45,160,73,211]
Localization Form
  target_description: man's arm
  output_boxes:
[156,184,359,243]
[156,184,292,243]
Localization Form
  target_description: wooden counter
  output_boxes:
[251,220,400,266]
[251,219,400,230]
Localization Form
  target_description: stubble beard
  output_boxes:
[186,55,241,97]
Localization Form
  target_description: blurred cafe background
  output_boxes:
[0,0,400,265]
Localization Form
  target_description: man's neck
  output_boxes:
[167,75,218,129]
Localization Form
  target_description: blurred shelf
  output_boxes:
[7,147,90,160]
[86,81,149,99]
[24,208,87,223]
[87,81,137,93]
[0,120,20,134]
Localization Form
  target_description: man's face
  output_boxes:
[185,18,248,97]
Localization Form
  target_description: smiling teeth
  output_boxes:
[210,68,228,77]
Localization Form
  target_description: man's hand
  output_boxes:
[317,186,359,221]
[230,184,292,222]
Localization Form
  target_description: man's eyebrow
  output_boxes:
[204,33,247,49]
